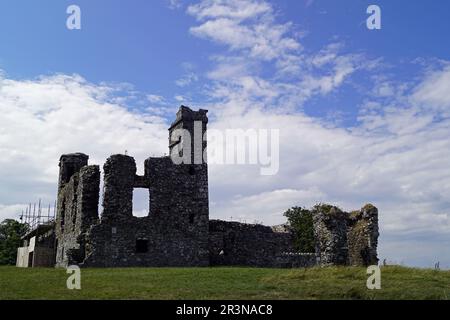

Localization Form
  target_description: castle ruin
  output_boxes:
[17,106,379,268]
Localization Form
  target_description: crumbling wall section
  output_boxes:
[313,204,379,267]
[347,204,379,266]
[209,220,316,268]
[55,171,79,267]
[313,205,349,266]
[55,153,100,267]
[102,155,136,221]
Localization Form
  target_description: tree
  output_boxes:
[0,219,28,265]
[283,207,315,253]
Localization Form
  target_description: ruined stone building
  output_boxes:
[17,106,379,268]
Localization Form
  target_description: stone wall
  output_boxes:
[17,227,56,268]
[55,154,100,267]
[51,106,378,269]
[81,155,209,267]
[313,205,349,266]
[209,220,316,268]
[101,154,136,221]
[55,106,210,268]
[82,215,209,267]
[313,204,379,267]
[32,247,56,267]
[347,204,379,266]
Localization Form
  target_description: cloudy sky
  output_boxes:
[0,0,449,268]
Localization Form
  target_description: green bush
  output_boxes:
[0,219,28,265]
[283,207,315,253]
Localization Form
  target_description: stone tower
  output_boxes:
[54,106,210,267]
[168,105,208,165]
[57,153,88,192]
[55,153,100,267]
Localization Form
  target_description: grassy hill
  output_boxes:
[0,266,449,300]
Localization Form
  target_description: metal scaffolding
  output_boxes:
[19,199,56,231]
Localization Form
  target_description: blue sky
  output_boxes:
[1,0,448,111]
[1,0,450,268]
[0,0,447,134]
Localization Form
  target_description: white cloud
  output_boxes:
[188,0,301,61]
[206,76,450,254]
[187,3,448,249]
[188,1,371,115]
[167,0,183,10]
[296,44,370,97]
[174,95,186,102]
[0,204,29,223]
[0,73,168,220]
[147,94,165,103]
[187,0,272,21]
[176,72,199,87]
[412,64,450,114]
[212,188,326,224]
[175,62,199,87]
[206,56,254,80]
[305,0,315,8]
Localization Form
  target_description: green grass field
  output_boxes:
[0,266,449,300]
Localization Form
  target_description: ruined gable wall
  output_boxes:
[101,154,136,222]
[347,204,379,266]
[55,172,79,267]
[81,106,210,267]
[81,154,209,267]
[55,154,100,267]
[312,205,349,266]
